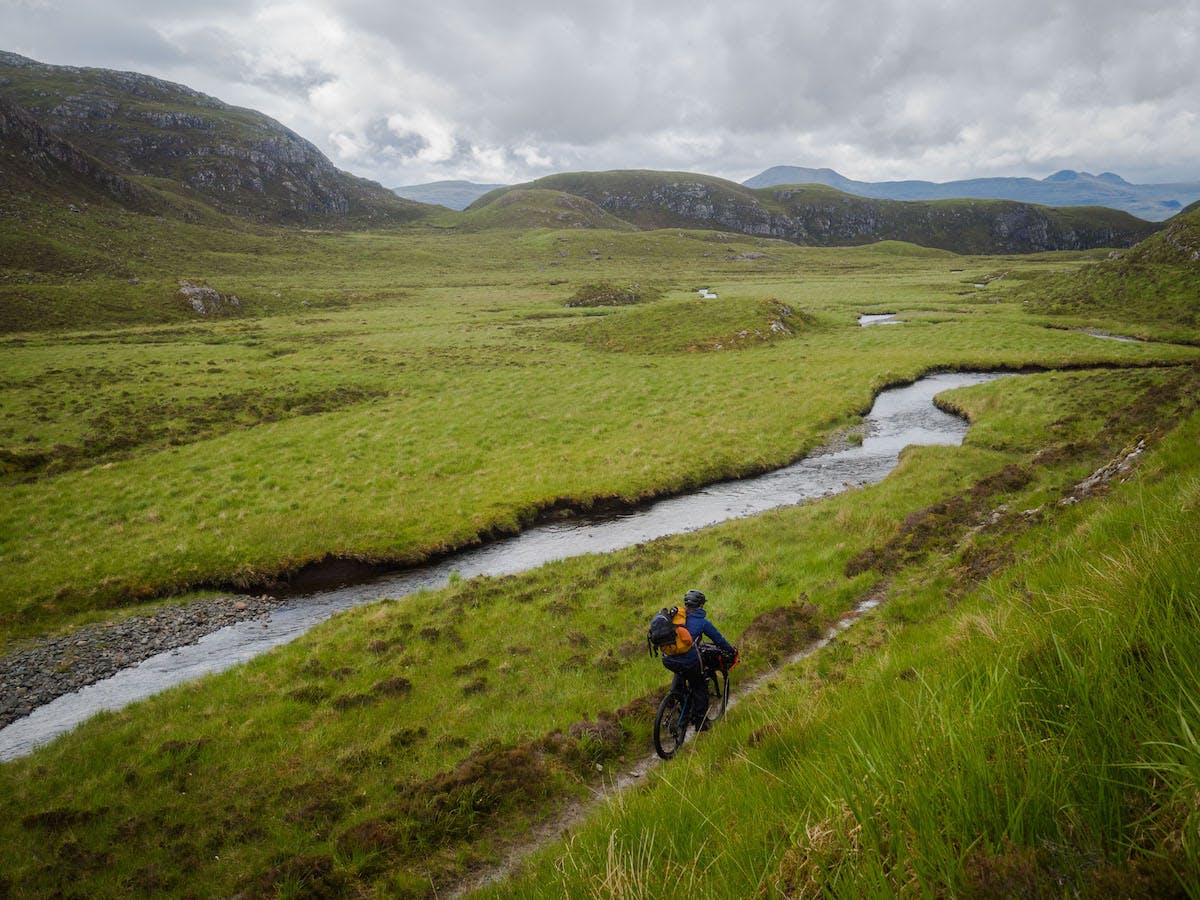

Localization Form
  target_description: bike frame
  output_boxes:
[654,641,733,759]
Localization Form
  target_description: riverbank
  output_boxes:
[2,366,1193,897]
[0,594,277,728]
[0,371,995,754]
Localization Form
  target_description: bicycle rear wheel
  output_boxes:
[705,669,728,724]
[653,691,686,759]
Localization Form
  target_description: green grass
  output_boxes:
[2,216,1199,645]
[2,201,1200,896]
[1,363,1196,897]
[555,294,807,353]
[1014,206,1200,341]
[3,279,1194,642]
[455,188,636,231]
[490,381,1200,898]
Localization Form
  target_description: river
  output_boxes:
[0,370,1007,760]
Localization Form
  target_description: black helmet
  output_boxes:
[683,589,706,608]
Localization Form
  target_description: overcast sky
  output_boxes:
[3,0,1198,188]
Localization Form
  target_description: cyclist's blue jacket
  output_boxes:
[661,606,735,671]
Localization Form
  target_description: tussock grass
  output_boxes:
[3,203,1200,894]
[489,376,1200,898]
[2,367,1196,895]
[555,294,806,353]
[562,281,660,308]
[7,250,1193,643]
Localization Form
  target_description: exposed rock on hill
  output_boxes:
[759,185,1156,254]
[473,171,1158,254]
[176,279,241,316]
[0,92,154,208]
[1127,203,1200,266]
[0,51,431,226]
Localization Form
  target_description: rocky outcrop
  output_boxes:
[0,93,152,207]
[0,51,431,226]
[176,279,241,316]
[760,189,1155,253]
[1128,204,1200,266]
[474,172,1160,254]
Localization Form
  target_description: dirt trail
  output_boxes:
[448,435,1158,896]
[449,588,886,897]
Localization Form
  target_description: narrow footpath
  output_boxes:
[449,585,888,898]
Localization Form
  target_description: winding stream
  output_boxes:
[859,313,899,325]
[0,371,1007,760]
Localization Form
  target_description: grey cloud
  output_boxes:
[364,118,429,157]
[0,1,184,71]
[2,0,1198,186]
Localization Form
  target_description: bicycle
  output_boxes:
[653,643,739,760]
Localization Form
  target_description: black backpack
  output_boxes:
[647,606,694,657]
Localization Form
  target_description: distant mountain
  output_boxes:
[0,51,433,226]
[743,166,1200,222]
[473,171,1159,254]
[392,180,506,210]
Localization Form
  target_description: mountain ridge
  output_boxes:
[472,170,1160,254]
[744,165,1200,222]
[391,179,506,210]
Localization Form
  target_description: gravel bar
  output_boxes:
[0,595,278,728]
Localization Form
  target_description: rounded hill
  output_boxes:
[1127,204,1200,266]
[459,188,636,231]
[1019,205,1200,335]
[472,170,765,231]
[472,169,1158,254]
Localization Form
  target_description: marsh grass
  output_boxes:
[4,245,1195,643]
[3,205,1200,894]
[489,385,1200,899]
[3,367,1196,896]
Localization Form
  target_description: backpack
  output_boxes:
[647,606,694,657]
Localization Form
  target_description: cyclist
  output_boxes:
[660,589,736,732]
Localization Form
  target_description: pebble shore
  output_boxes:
[0,595,278,729]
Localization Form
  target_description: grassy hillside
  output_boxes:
[5,226,1197,643]
[471,169,762,217]
[471,171,1158,254]
[756,184,1158,253]
[455,188,636,231]
[1017,205,1200,340]
[492,370,1200,898]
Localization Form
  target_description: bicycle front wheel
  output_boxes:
[705,669,728,724]
[654,691,686,759]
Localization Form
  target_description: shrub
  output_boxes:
[564,282,657,307]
